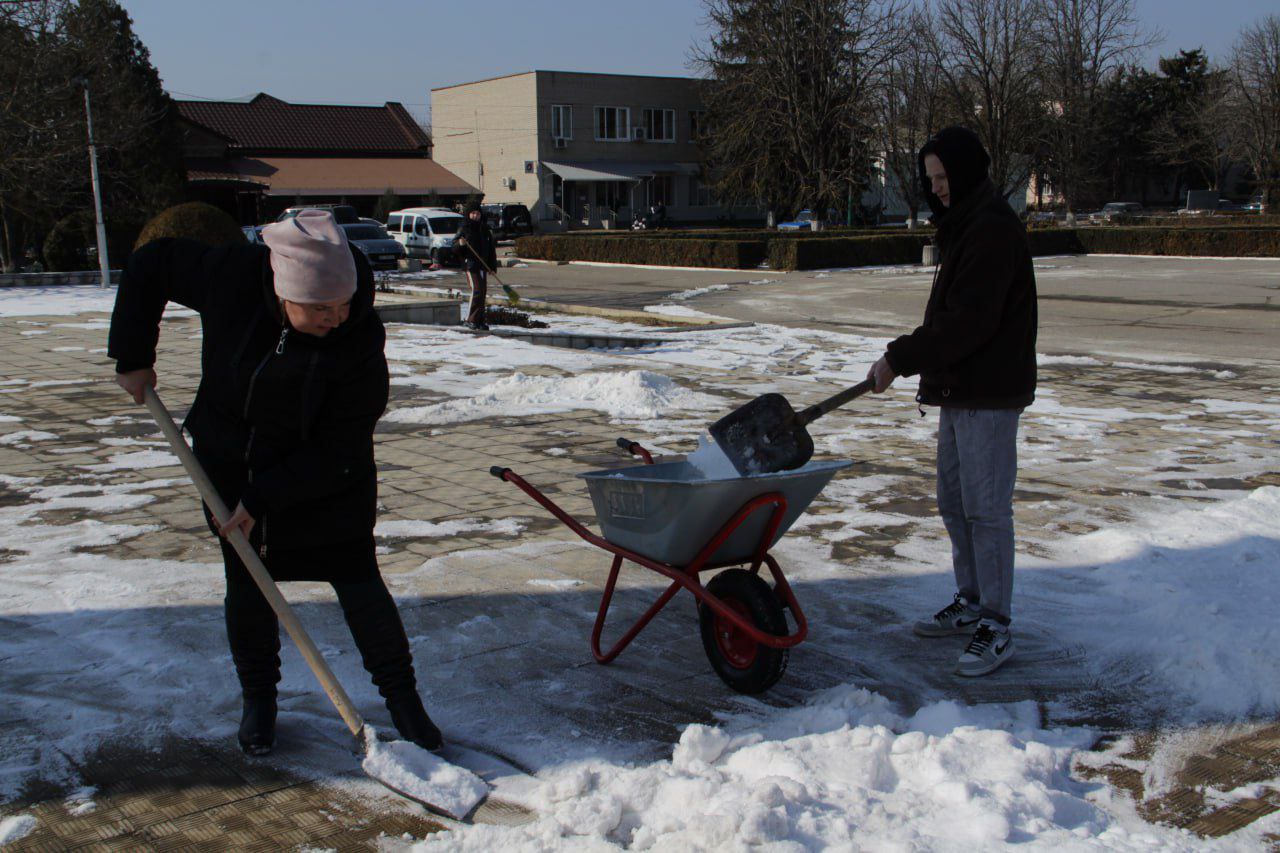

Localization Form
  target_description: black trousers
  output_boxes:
[220,536,418,703]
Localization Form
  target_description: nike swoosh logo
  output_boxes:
[995,639,1010,654]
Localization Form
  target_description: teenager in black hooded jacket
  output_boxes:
[108,210,443,755]
[867,126,1037,677]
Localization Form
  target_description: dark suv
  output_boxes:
[480,203,533,240]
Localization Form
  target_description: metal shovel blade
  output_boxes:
[709,393,814,476]
[709,379,876,476]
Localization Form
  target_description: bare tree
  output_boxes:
[1228,15,1280,207]
[928,0,1043,201]
[694,0,903,220]
[1035,0,1156,210]
[873,8,942,224]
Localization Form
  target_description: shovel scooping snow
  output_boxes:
[709,378,875,475]
[141,387,502,821]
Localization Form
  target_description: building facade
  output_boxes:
[431,70,759,229]
[176,94,477,224]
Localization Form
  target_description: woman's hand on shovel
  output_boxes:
[116,367,157,404]
[868,356,896,393]
[218,501,256,540]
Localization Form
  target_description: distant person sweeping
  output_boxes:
[866,126,1038,677]
[108,210,443,755]
[455,201,498,330]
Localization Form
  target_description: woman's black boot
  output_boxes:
[238,694,277,756]
[387,693,443,752]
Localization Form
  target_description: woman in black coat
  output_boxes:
[108,210,441,755]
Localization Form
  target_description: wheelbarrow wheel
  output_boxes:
[698,569,789,694]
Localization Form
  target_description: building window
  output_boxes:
[689,177,714,207]
[594,106,630,141]
[690,110,714,142]
[642,108,676,142]
[551,105,572,140]
[647,175,674,207]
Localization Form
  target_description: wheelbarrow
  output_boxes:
[490,438,851,693]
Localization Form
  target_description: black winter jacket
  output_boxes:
[108,238,389,555]
[456,218,497,272]
[885,180,1038,409]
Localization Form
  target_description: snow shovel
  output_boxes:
[460,240,520,306]
[709,378,875,476]
[140,387,497,821]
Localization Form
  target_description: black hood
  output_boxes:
[919,126,991,221]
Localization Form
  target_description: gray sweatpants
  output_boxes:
[936,406,1022,625]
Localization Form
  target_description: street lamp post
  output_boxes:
[81,82,111,288]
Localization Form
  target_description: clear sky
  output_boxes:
[120,0,1268,126]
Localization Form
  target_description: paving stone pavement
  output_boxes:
[1,263,1278,848]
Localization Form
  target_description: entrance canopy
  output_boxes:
[543,160,700,182]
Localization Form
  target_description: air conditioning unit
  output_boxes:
[553,137,568,149]
[501,177,514,189]
[633,127,647,141]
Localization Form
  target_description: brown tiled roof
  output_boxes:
[186,157,477,196]
[176,93,430,155]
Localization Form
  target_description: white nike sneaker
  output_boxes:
[913,594,982,637]
[955,620,1014,677]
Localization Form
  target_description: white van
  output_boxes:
[385,208,464,264]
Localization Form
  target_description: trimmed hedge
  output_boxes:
[1109,214,1280,228]
[515,234,767,268]
[135,202,245,250]
[42,210,135,272]
[1069,226,1280,257]
[769,234,931,270]
[517,226,1280,271]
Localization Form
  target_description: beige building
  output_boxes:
[431,70,757,229]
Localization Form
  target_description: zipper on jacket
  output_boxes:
[241,327,289,559]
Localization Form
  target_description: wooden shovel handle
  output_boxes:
[143,387,366,739]
[796,378,875,427]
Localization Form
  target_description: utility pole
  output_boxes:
[81,81,111,287]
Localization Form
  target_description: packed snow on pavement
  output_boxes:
[1,285,1278,849]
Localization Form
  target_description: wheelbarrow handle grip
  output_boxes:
[796,378,875,427]
[615,437,653,465]
[489,465,511,480]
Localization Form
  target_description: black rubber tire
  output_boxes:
[698,569,789,694]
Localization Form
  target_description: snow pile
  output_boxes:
[415,689,1196,850]
[0,815,37,844]
[1044,486,1280,719]
[385,370,720,425]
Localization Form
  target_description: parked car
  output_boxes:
[340,222,405,271]
[385,207,464,264]
[276,204,359,225]
[1244,194,1266,213]
[241,225,265,244]
[1087,202,1144,223]
[777,208,838,231]
[480,203,533,240]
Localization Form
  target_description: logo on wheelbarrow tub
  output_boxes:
[605,481,646,519]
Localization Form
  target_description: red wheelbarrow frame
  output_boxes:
[488,439,808,666]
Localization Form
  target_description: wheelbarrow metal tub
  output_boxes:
[491,444,851,693]
[577,459,852,567]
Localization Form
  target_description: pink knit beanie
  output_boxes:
[262,210,356,304]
